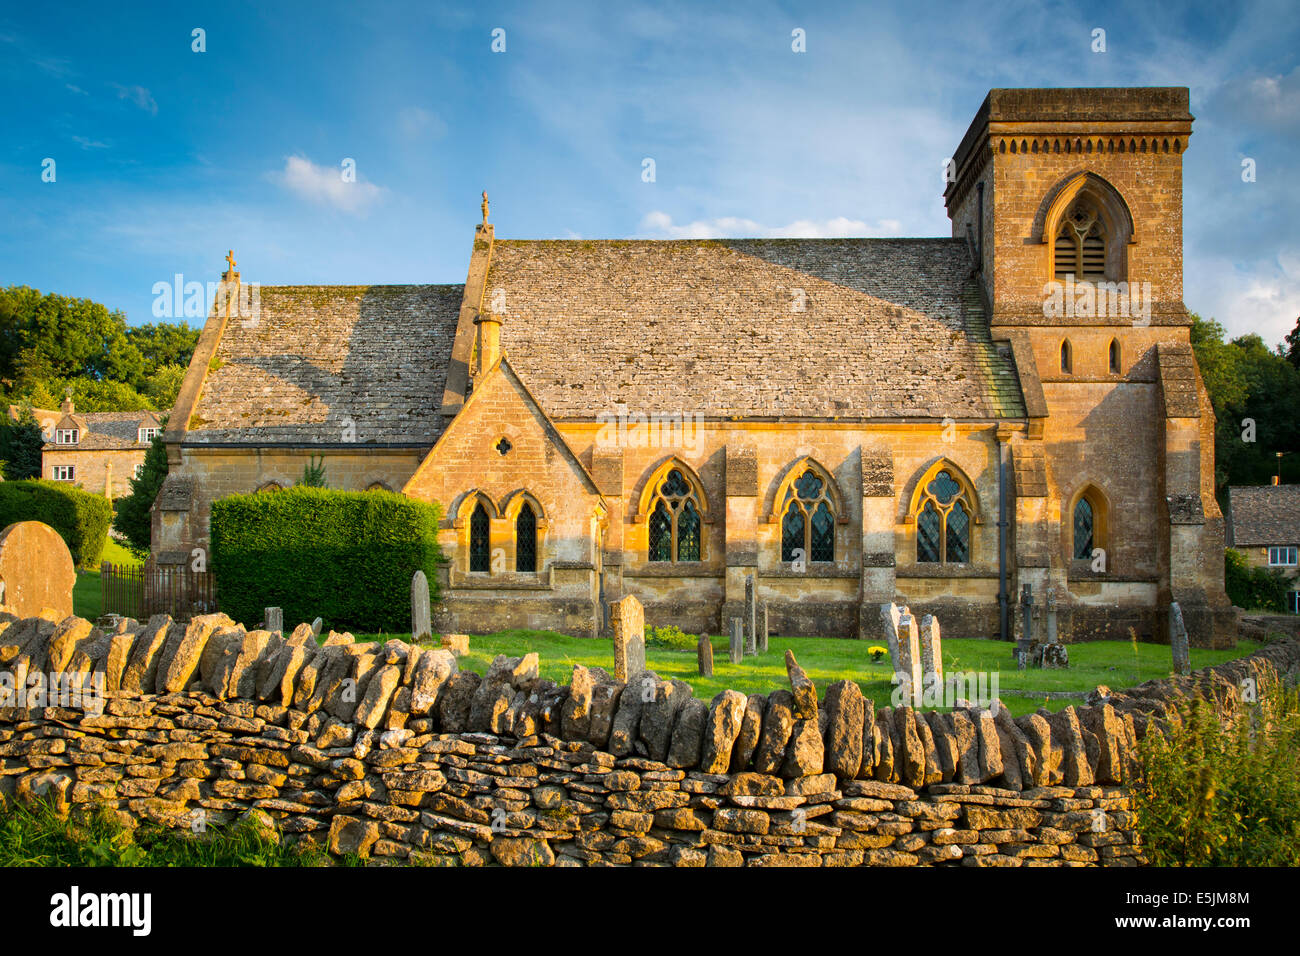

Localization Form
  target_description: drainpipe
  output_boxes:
[997,428,1010,642]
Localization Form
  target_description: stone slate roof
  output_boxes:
[1227,485,1300,547]
[42,411,164,451]
[487,239,1026,420]
[188,285,463,445]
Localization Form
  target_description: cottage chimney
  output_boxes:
[475,310,502,375]
[60,396,74,415]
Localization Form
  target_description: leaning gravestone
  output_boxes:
[880,602,902,661]
[264,607,284,634]
[411,570,432,642]
[311,617,323,636]
[612,595,646,682]
[919,614,943,686]
[729,618,744,665]
[895,612,923,708]
[1170,601,1190,676]
[745,575,757,655]
[759,602,769,654]
[0,521,76,619]
[697,634,713,677]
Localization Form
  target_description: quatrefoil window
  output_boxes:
[495,437,512,455]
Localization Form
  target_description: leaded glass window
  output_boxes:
[914,469,972,564]
[469,501,490,572]
[516,503,537,572]
[780,467,836,563]
[1073,497,1094,560]
[647,468,703,562]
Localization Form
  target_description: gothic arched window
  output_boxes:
[1073,497,1094,560]
[516,502,537,573]
[1054,200,1108,280]
[1060,339,1073,374]
[647,468,702,562]
[469,501,490,573]
[1070,486,1108,564]
[780,469,836,562]
[915,470,972,563]
[1109,338,1122,375]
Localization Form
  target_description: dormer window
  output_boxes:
[139,426,161,443]
[56,428,79,445]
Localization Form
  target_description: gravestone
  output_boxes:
[759,602,769,654]
[880,602,902,661]
[311,617,323,636]
[1015,583,1034,670]
[1170,601,1190,676]
[1045,587,1058,644]
[264,607,284,634]
[0,521,76,619]
[919,614,943,686]
[1039,587,1069,668]
[411,570,432,642]
[744,575,757,655]
[895,612,923,708]
[697,634,713,677]
[611,595,646,682]
[729,618,744,665]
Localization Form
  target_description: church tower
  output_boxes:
[945,88,1234,647]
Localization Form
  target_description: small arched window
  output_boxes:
[915,470,972,564]
[1071,487,1108,564]
[1054,200,1107,280]
[516,502,537,573]
[1073,497,1094,560]
[1060,340,1073,374]
[1108,339,1121,375]
[781,469,836,562]
[469,501,491,573]
[648,468,702,562]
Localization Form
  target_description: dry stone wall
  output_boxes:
[1,605,1296,867]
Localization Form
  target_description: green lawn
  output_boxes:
[354,629,1263,718]
[72,538,142,620]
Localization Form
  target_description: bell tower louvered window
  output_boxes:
[1054,202,1108,280]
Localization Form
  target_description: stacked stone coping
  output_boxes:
[0,607,1295,867]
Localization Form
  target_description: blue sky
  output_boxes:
[2,0,1297,346]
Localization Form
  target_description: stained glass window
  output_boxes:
[516,503,536,572]
[780,466,836,563]
[647,467,702,562]
[914,467,973,564]
[1073,497,1094,560]
[469,502,490,572]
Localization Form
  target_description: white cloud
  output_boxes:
[637,211,901,239]
[113,84,157,115]
[72,135,110,150]
[275,155,387,214]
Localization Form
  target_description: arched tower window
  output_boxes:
[515,502,537,573]
[1053,199,1108,280]
[781,468,836,562]
[914,469,972,564]
[648,468,702,562]
[1108,338,1121,375]
[1060,340,1073,374]
[469,501,490,573]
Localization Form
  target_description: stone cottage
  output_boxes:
[38,398,165,499]
[1226,481,1300,613]
[153,86,1235,646]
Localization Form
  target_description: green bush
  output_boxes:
[644,624,698,651]
[112,425,169,559]
[210,487,444,633]
[0,479,112,568]
[1224,548,1290,612]
[1132,679,1300,866]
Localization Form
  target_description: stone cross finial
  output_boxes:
[481,191,489,225]
[225,250,236,273]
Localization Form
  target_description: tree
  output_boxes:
[113,422,169,558]
[1284,315,1300,370]
[0,403,45,480]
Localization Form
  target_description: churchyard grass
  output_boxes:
[353,630,1262,718]
[71,537,141,620]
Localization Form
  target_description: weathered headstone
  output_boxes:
[0,521,76,619]
[411,570,432,643]
[611,595,646,682]
[744,575,757,655]
[1039,587,1069,667]
[264,607,284,634]
[1015,583,1034,669]
[1045,587,1058,645]
[697,634,713,677]
[919,613,943,688]
[880,602,902,661]
[1170,601,1190,676]
[311,617,323,636]
[895,612,923,708]
[729,618,743,665]
[759,601,769,654]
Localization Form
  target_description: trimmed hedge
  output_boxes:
[210,487,444,633]
[0,480,112,569]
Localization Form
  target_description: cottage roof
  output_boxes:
[1227,484,1300,547]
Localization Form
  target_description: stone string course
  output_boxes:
[1,608,1296,867]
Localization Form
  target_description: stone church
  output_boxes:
[153,87,1235,647]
